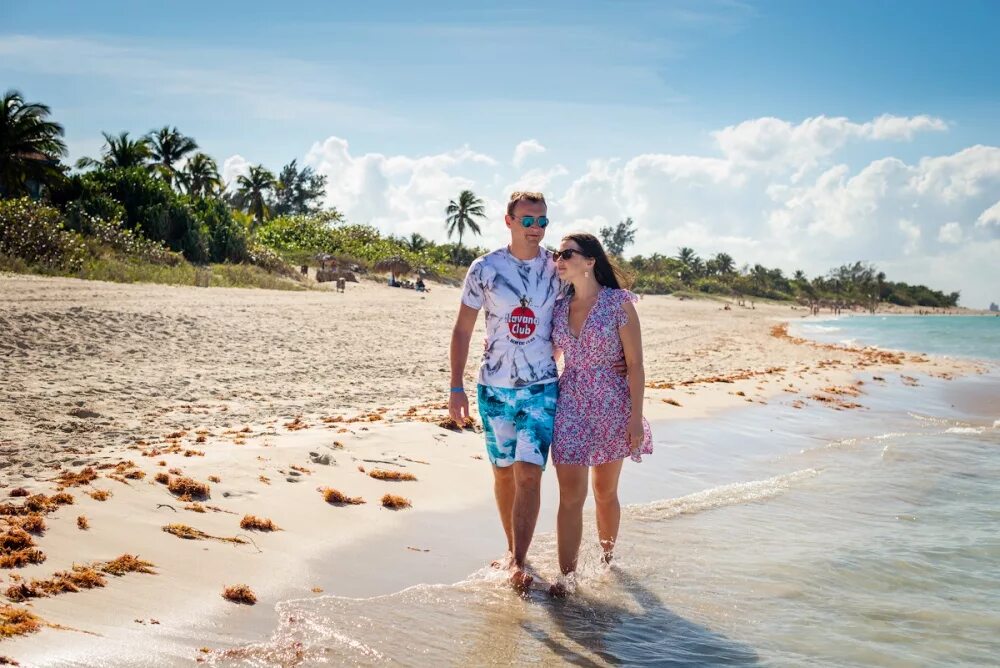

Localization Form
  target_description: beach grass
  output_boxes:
[1,253,306,291]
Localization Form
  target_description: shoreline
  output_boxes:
[0,275,992,665]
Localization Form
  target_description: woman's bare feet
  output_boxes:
[509,568,533,592]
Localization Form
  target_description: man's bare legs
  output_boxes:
[592,459,624,563]
[491,465,514,554]
[505,461,542,589]
[554,464,589,575]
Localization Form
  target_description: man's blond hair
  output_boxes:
[506,191,546,217]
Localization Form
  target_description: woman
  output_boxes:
[550,233,653,594]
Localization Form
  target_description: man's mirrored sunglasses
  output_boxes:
[516,215,549,228]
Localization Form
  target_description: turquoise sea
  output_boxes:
[216,319,999,667]
[791,314,1000,361]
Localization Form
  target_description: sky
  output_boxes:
[3,0,999,306]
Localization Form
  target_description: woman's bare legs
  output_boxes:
[554,463,589,575]
[592,458,624,563]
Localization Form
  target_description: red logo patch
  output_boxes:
[508,297,537,340]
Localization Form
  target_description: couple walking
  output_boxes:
[448,191,653,594]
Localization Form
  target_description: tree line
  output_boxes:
[0,89,961,306]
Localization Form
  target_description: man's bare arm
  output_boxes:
[449,304,480,422]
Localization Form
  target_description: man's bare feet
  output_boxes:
[548,581,568,598]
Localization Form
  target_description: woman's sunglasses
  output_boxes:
[515,215,549,229]
[552,248,589,261]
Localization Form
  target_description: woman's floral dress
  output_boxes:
[552,287,653,465]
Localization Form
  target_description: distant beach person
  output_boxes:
[448,191,561,590]
[549,233,652,595]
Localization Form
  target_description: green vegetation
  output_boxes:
[0,89,963,306]
[445,189,486,262]
[616,230,959,308]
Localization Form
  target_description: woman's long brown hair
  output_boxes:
[562,233,632,292]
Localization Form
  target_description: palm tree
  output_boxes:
[147,126,198,187]
[405,233,429,253]
[235,165,276,228]
[76,131,151,170]
[445,190,486,262]
[713,252,735,276]
[0,89,68,197]
[676,247,699,284]
[750,264,769,291]
[676,247,698,267]
[178,152,222,198]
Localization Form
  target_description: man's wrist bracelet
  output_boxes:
[450,387,465,393]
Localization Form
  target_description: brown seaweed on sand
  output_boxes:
[102,554,156,575]
[162,523,247,544]
[222,584,257,604]
[368,469,417,482]
[320,488,365,506]
[380,494,411,510]
[0,528,34,552]
[13,514,45,534]
[239,515,279,531]
[54,467,98,488]
[51,492,74,506]
[0,605,41,639]
[166,476,211,500]
[6,565,107,601]
[0,549,46,569]
[87,489,113,501]
[77,515,89,530]
[8,489,28,498]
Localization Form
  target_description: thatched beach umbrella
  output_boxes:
[374,256,412,281]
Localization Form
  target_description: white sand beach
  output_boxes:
[0,273,986,664]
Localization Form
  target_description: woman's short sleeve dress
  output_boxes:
[551,287,653,466]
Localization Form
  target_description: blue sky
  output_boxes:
[3,1,999,305]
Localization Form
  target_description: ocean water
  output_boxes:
[211,366,1000,667]
[790,315,1000,361]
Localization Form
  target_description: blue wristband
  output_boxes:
[450,387,465,393]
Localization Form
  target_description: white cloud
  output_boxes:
[221,154,250,187]
[898,219,922,255]
[976,200,1000,228]
[712,114,948,175]
[504,165,569,195]
[865,113,948,140]
[304,136,505,243]
[937,222,963,244]
[512,139,546,168]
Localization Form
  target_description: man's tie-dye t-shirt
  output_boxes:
[461,247,561,388]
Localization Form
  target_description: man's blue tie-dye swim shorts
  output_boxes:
[476,382,558,469]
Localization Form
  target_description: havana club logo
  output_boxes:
[507,296,537,340]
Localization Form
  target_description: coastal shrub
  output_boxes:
[61,167,211,263]
[632,273,683,295]
[0,198,85,271]
[191,197,249,263]
[693,277,733,295]
[68,209,180,265]
[255,214,451,277]
[246,242,298,277]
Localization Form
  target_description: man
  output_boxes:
[449,191,559,590]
